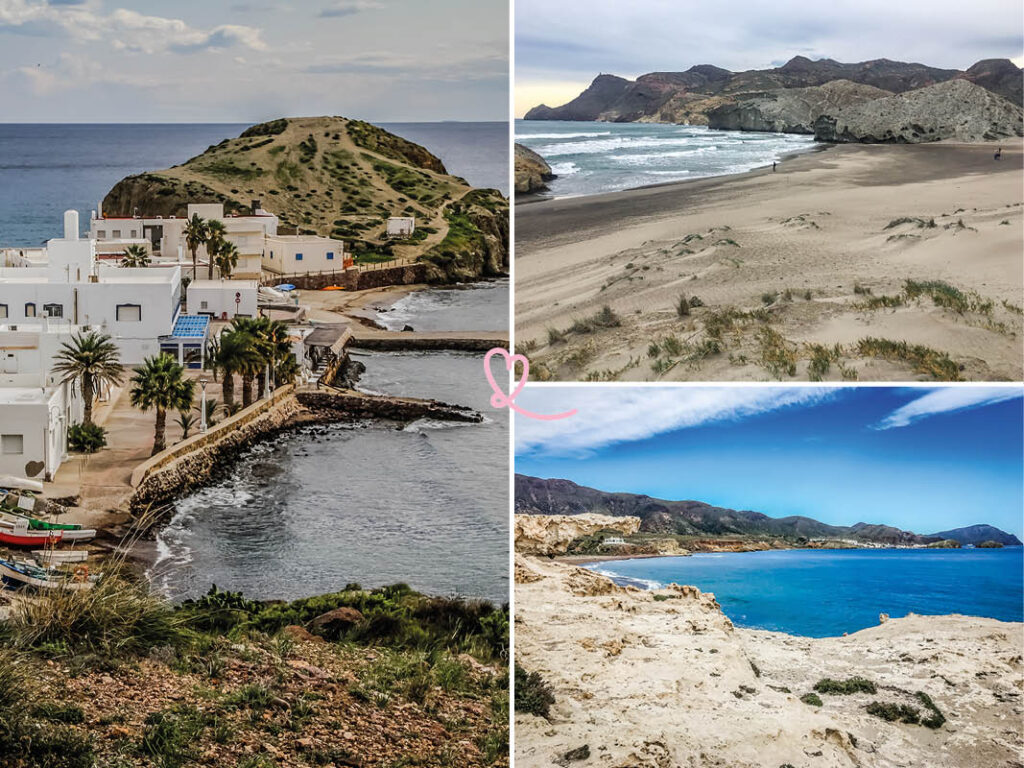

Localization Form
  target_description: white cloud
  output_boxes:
[514,386,834,456]
[874,387,1022,430]
[0,0,266,54]
[319,0,382,18]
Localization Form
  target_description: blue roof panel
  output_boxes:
[169,315,210,339]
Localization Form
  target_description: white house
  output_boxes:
[187,279,258,319]
[0,211,181,364]
[386,217,416,238]
[262,234,346,275]
[0,320,86,481]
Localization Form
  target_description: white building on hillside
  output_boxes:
[187,279,258,319]
[0,211,181,364]
[386,216,415,238]
[262,234,346,275]
[89,201,347,279]
[0,320,86,481]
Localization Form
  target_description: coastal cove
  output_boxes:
[585,547,1024,637]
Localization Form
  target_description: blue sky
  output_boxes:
[0,0,508,122]
[515,387,1024,539]
[514,0,1024,116]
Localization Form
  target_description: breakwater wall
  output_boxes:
[127,386,480,516]
[270,263,428,291]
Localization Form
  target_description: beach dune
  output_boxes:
[515,141,1024,382]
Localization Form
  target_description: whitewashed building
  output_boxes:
[0,320,86,481]
[386,216,415,238]
[0,211,181,364]
[187,279,258,319]
[262,234,346,275]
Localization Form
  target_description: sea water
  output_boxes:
[515,119,816,198]
[587,547,1024,637]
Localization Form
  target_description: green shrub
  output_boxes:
[813,677,876,695]
[866,701,919,724]
[514,664,555,719]
[68,423,107,453]
[915,691,946,729]
[800,692,823,707]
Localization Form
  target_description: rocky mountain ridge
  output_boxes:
[524,57,1024,143]
[515,475,1020,546]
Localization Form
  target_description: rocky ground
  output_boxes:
[514,552,1024,768]
[515,144,556,196]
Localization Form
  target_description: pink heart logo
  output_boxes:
[482,347,577,421]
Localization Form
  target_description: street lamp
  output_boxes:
[199,377,209,433]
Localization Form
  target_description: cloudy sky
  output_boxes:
[0,0,508,122]
[515,0,1024,116]
[514,386,1024,538]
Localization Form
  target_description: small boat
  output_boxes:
[0,558,92,591]
[0,476,44,493]
[0,528,62,547]
[32,549,89,564]
[0,514,95,542]
[322,285,346,291]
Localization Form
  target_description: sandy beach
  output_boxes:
[515,141,1024,381]
[515,552,1024,768]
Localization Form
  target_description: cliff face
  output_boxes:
[813,79,1024,143]
[514,143,556,195]
[514,513,641,555]
[707,80,892,134]
[523,57,1024,134]
[514,475,944,545]
[103,116,508,282]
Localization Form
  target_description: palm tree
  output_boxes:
[120,244,150,268]
[130,354,195,455]
[176,410,198,439]
[211,330,259,410]
[51,331,125,426]
[215,240,240,279]
[206,219,226,280]
[183,213,208,281]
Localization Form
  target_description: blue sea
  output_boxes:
[588,548,1024,638]
[0,121,508,246]
[516,119,816,198]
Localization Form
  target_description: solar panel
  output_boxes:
[170,315,210,339]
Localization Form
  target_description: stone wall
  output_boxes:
[297,390,482,424]
[273,263,427,291]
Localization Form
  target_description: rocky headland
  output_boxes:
[524,56,1024,144]
[103,116,508,282]
[514,516,1024,768]
[514,143,556,196]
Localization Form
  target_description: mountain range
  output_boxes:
[524,57,1024,143]
[515,475,1022,547]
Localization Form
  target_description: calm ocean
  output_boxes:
[588,547,1024,637]
[515,119,815,198]
[0,121,508,246]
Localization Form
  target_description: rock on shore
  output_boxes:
[814,79,1024,143]
[515,550,1024,768]
[514,144,556,195]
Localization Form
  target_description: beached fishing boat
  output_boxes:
[0,528,62,547]
[0,514,95,542]
[32,549,89,564]
[0,558,92,591]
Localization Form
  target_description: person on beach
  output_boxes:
[772,161,777,172]
[994,147,1002,160]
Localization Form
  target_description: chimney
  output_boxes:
[97,200,103,219]
[63,210,79,240]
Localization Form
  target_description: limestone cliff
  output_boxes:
[514,143,556,195]
[514,514,641,556]
[813,79,1024,143]
[102,116,508,283]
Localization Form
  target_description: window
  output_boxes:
[112,230,121,238]
[116,304,141,322]
[97,230,106,239]
[130,229,138,238]
[43,303,63,318]
[200,300,209,310]
[269,251,274,259]
[326,251,334,260]
[24,303,36,318]
[0,304,7,319]
[1,434,23,455]
[295,253,303,261]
